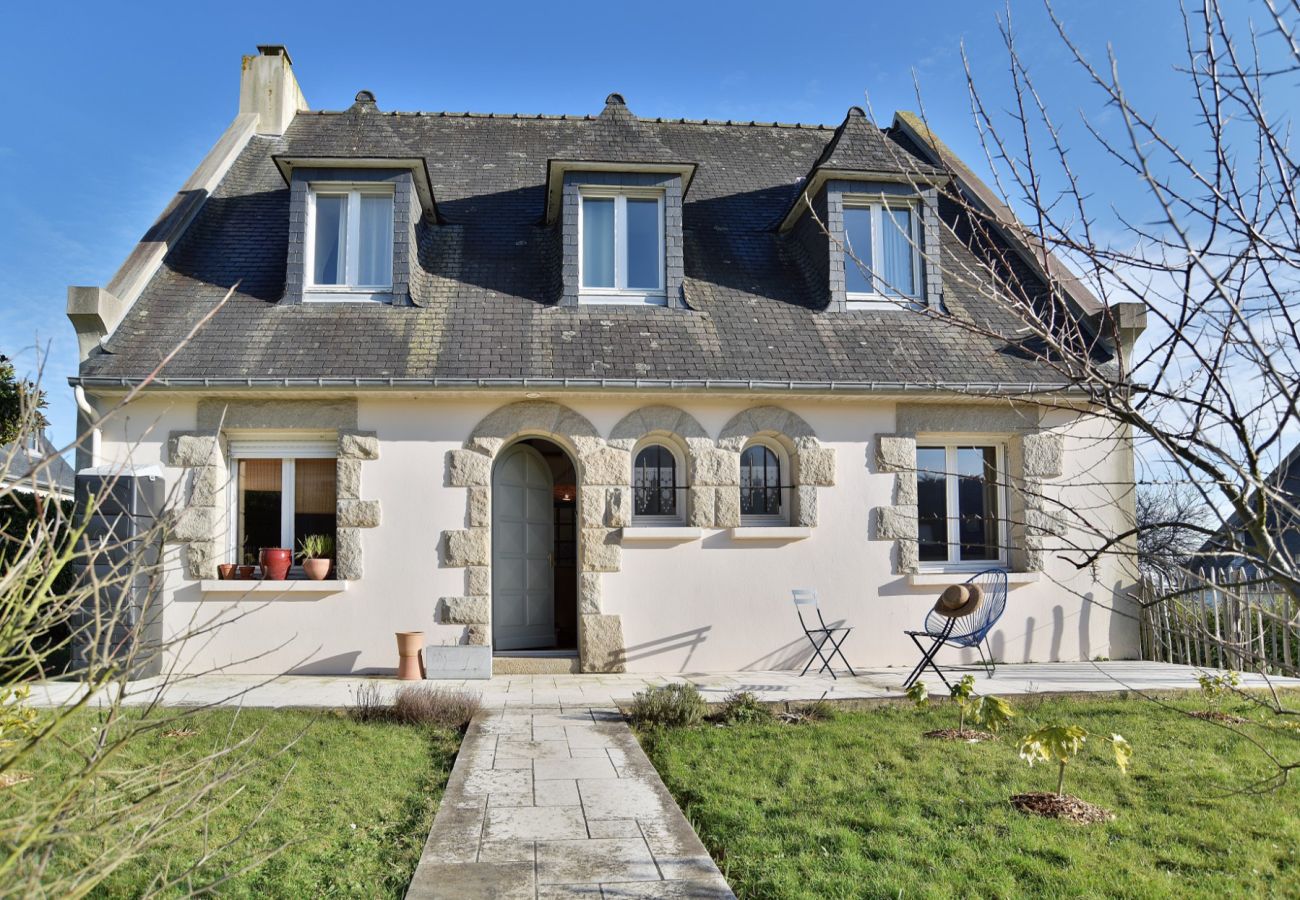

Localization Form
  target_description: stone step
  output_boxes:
[493,654,581,675]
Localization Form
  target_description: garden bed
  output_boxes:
[639,694,1300,898]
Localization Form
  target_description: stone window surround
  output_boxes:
[440,401,836,673]
[559,171,686,309]
[164,399,381,582]
[871,403,1065,575]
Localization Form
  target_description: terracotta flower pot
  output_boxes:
[236,565,256,580]
[396,631,425,680]
[217,563,236,581]
[303,558,331,581]
[259,547,293,580]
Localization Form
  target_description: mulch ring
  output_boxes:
[923,728,996,742]
[1011,792,1115,824]
[1188,710,1248,724]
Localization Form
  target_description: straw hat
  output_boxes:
[934,582,985,618]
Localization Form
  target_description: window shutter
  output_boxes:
[226,437,337,459]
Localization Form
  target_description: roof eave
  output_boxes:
[543,160,698,224]
[776,167,951,233]
[272,155,440,220]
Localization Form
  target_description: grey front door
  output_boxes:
[492,444,556,650]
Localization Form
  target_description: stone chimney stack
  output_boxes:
[239,45,308,136]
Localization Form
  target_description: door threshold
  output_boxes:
[493,649,578,658]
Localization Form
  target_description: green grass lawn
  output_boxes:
[639,694,1300,899]
[5,708,459,898]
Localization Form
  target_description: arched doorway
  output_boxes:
[491,438,578,652]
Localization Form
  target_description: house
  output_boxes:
[1195,441,1300,577]
[1,430,75,501]
[65,46,1144,676]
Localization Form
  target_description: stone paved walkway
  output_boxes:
[406,707,734,899]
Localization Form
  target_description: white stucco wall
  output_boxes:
[90,391,1141,676]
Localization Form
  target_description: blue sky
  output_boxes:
[0,1,1214,450]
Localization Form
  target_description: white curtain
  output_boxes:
[313,195,345,285]
[842,207,874,294]
[582,198,615,287]
[881,207,915,296]
[358,194,393,286]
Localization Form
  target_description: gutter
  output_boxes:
[67,375,1092,397]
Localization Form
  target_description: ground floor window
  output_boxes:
[916,442,1005,567]
[740,442,785,523]
[632,443,681,521]
[229,439,337,568]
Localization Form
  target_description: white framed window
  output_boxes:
[915,441,1008,569]
[740,441,788,525]
[226,435,338,570]
[578,188,665,305]
[632,441,685,524]
[305,185,394,302]
[842,198,921,309]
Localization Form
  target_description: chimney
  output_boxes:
[239,45,308,136]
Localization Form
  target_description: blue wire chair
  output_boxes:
[902,568,1008,690]
[792,589,856,679]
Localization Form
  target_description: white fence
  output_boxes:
[1137,568,1299,677]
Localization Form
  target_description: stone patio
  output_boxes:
[405,707,733,899]
[25,661,1300,710]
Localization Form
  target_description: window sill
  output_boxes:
[578,291,667,306]
[729,527,811,541]
[303,289,392,303]
[199,579,349,595]
[845,296,919,311]
[622,526,701,542]
[908,571,1039,587]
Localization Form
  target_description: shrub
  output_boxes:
[392,685,482,729]
[628,683,706,728]
[719,691,773,725]
[788,698,836,723]
[350,682,388,723]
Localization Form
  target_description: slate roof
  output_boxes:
[1,432,75,497]
[79,95,1088,388]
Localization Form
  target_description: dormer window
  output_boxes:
[843,199,921,309]
[579,189,665,305]
[306,185,394,301]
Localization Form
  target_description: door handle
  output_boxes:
[548,552,555,568]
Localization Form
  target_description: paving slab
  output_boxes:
[29,662,1299,711]
[406,707,736,899]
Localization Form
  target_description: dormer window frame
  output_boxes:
[842,195,923,311]
[303,182,396,304]
[577,186,667,306]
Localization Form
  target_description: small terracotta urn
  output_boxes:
[259,547,293,580]
[396,631,425,680]
[303,558,331,581]
[217,563,236,580]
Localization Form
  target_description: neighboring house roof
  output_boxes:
[1196,442,1300,572]
[1,432,75,499]
[77,92,1101,390]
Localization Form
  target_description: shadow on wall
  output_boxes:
[742,623,851,672]
[619,627,712,670]
[286,651,363,675]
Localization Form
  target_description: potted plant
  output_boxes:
[236,553,256,580]
[259,547,293,580]
[298,534,335,581]
[217,563,236,580]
